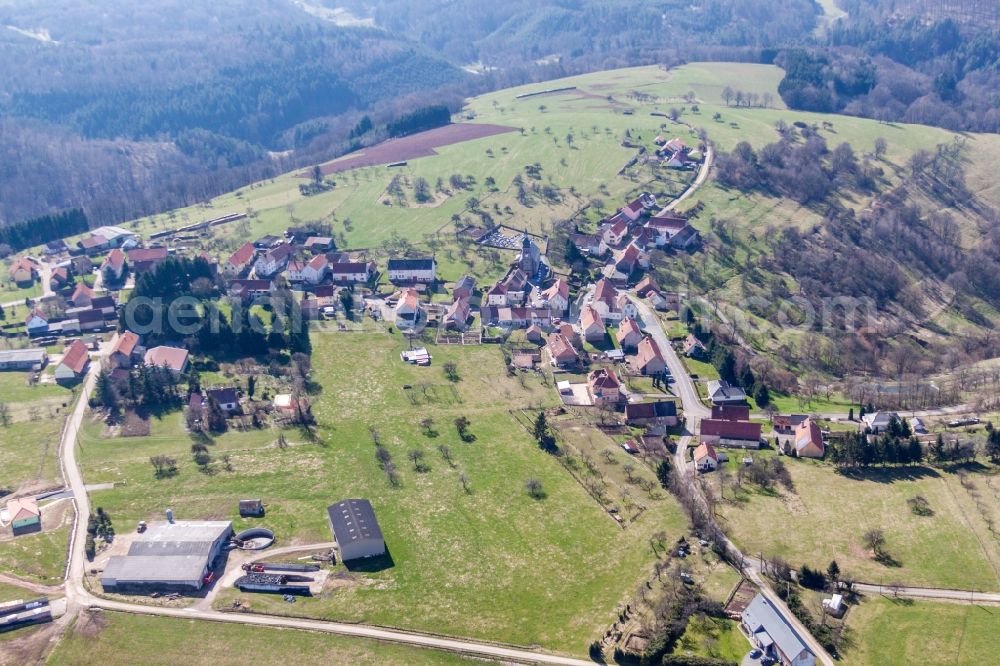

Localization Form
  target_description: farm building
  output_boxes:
[100,520,233,593]
[387,258,436,284]
[144,346,189,375]
[6,496,41,536]
[741,594,816,666]
[699,419,762,448]
[625,400,678,427]
[327,499,385,562]
[0,348,47,372]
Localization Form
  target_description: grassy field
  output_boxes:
[0,519,70,583]
[673,615,748,663]
[83,331,687,653]
[0,418,64,491]
[716,454,1000,590]
[46,611,480,666]
[845,598,1000,666]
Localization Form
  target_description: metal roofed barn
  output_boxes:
[326,499,385,561]
[100,519,233,592]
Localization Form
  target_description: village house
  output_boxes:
[486,269,530,307]
[619,192,656,222]
[228,279,272,302]
[525,324,545,344]
[609,242,650,278]
[453,275,476,300]
[442,298,471,331]
[741,594,816,666]
[635,275,659,298]
[223,242,256,278]
[328,261,375,284]
[625,400,678,427]
[254,243,295,279]
[693,442,719,472]
[533,278,570,315]
[55,339,91,383]
[578,303,605,342]
[699,419,762,448]
[649,290,680,312]
[587,368,623,406]
[635,336,668,376]
[570,233,607,257]
[127,247,169,274]
[707,380,747,405]
[393,288,423,329]
[44,239,68,256]
[299,254,329,285]
[773,413,808,434]
[546,333,579,368]
[110,331,141,369]
[205,387,240,413]
[49,266,70,291]
[616,317,643,351]
[304,236,334,252]
[101,248,127,282]
[790,418,825,458]
[712,404,751,421]
[682,333,708,359]
[75,308,107,332]
[144,346,189,376]
[286,260,309,283]
[25,309,49,336]
[6,496,41,536]
[254,234,282,249]
[590,279,637,322]
[602,212,632,246]
[387,257,436,284]
[8,257,38,285]
[70,282,95,308]
[861,411,900,434]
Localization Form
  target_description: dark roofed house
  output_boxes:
[706,380,747,405]
[206,387,239,413]
[625,400,678,427]
[773,414,808,434]
[741,594,816,666]
[699,419,762,448]
[127,247,169,274]
[387,258,436,284]
[712,404,751,421]
[327,499,386,561]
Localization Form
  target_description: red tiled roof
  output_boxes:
[228,242,256,267]
[307,254,328,270]
[542,278,569,301]
[547,333,578,361]
[103,248,126,270]
[144,346,189,372]
[127,247,168,262]
[6,496,40,521]
[694,442,718,462]
[71,282,95,302]
[112,330,140,357]
[60,339,90,374]
[700,419,762,441]
[8,257,37,277]
[580,303,603,331]
[616,317,642,344]
[795,418,825,454]
[593,278,618,305]
[637,336,665,369]
[588,367,621,390]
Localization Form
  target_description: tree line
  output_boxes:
[0,208,88,254]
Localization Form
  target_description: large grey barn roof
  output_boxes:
[126,520,232,557]
[327,499,383,545]
[102,555,209,583]
[742,594,811,661]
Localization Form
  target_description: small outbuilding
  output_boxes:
[327,498,385,562]
[6,497,41,536]
[239,499,265,517]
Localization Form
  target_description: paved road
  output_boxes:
[631,298,835,666]
[662,143,714,212]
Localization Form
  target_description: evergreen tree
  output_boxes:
[933,433,947,462]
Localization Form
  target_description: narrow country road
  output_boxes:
[53,336,595,665]
[662,143,713,213]
[630,297,836,666]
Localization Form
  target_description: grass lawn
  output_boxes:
[83,331,684,654]
[0,519,70,583]
[845,597,1000,666]
[682,356,719,381]
[0,372,73,404]
[672,615,748,663]
[0,418,65,491]
[717,457,1000,590]
[46,611,480,666]
[767,392,855,415]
